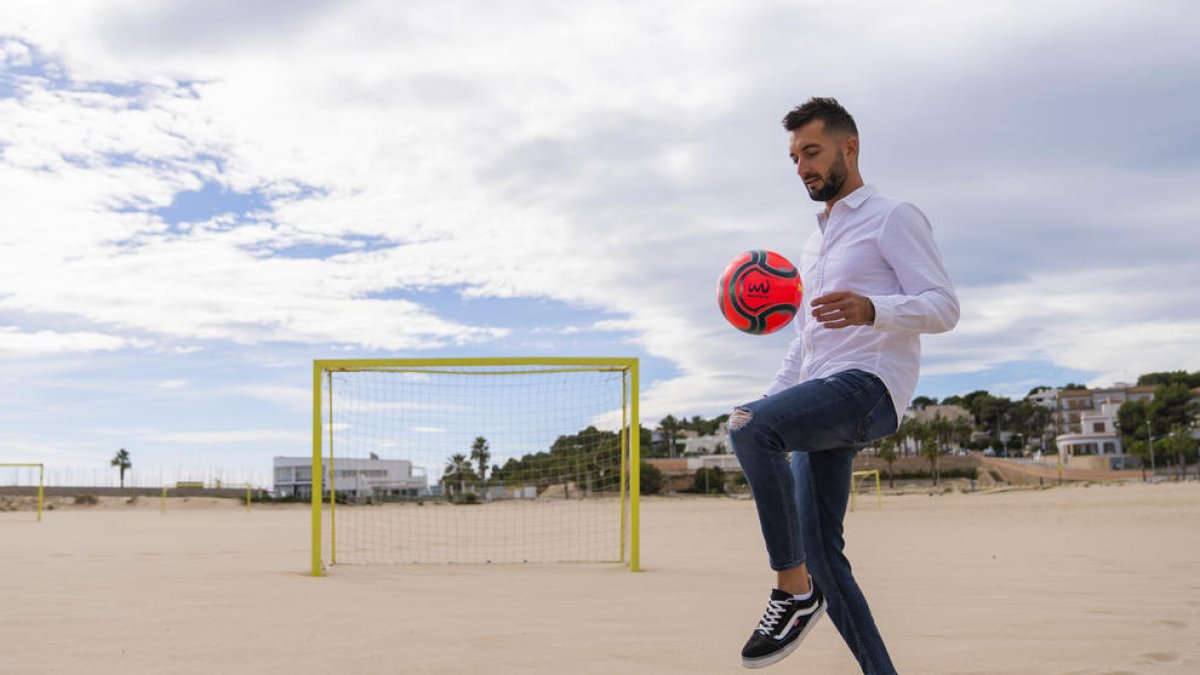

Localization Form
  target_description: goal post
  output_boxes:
[160,482,253,513]
[310,357,640,576]
[1,463,44,522]
[850,469,882,511]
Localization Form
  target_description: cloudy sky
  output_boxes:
[2,0,1197,486]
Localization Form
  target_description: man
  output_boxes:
[729,97,959,674]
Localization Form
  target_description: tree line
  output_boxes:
[441,370,1199,497]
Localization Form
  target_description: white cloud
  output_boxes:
[0,326,133,355]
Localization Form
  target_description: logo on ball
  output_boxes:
[717,250,803,335]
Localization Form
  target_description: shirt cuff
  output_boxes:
[868,295,895,331]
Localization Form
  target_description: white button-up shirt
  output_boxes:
[765,184,959,421]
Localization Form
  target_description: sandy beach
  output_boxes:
[2,482,1198,674]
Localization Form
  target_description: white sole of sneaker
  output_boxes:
[740,602,826,669]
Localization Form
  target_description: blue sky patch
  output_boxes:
[916,359,1101,403]
[154,181,268,225]
[266,234,398,260]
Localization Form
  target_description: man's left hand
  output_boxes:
[811,291,875,329]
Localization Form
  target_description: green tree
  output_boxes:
[1163,424,1199,479]
[1121,385,1198,474]
[911,395,938,408]
[1118,400,1150,451]
[1137,370,1200,388]
[550,435,574,498]
[1152,382,1198,431]
[877,437,898,488]
[639,461,663,495]
[110,448,132,488]
[952,416,975,451]
[470,436,491,485]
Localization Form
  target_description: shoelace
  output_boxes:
[755,597,791,635]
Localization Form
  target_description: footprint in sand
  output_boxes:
[1137,651,1181,664]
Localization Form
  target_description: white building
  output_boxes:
[1027,387,1060,410]
[274,456,428,500]
[1054,401,1140,471]
[680,424,730,456]
[1054,384,1156,434]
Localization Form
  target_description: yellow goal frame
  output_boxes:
[850,469,882,511]
[311,357,641,576]
[1,463,44,522]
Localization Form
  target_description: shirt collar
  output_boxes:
[816,183,877,230]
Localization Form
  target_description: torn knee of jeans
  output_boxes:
[728,407,753,432]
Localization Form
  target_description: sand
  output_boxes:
[2,483,1198,674]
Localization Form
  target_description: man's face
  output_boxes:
[788,119,850,203]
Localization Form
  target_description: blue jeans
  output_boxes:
[730,370,899,675]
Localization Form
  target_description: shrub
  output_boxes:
[639,461,663,495]
[692,467,726,494]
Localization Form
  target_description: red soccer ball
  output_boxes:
[717,250,803,335]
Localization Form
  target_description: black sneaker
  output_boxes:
[740,586,825,669]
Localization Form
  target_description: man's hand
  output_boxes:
[811,291,875,329]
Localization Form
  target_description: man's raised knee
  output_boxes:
[728,407,753,432]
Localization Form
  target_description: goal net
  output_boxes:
[310,358,640,575]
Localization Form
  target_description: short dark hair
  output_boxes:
[781,97,858,137]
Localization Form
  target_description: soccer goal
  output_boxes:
[310,357,640,576]
[160,481,254,513]
[0,463,45,522]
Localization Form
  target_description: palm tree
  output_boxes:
[896,417,921,456]
[659,415,682,458]
[442,453,473,497]
[110,448,132,488]
[920,432,941,486]
[930,413,953,457]
[470,437,491,485]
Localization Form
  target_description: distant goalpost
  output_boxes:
[310,358,641,577]
[0,463,44,522]
[160,481,254,513]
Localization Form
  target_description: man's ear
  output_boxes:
[843,135,859,163]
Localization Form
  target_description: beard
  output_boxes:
[805,149,848,202]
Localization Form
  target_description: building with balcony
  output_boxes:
[1054,401,1141,471]
[1052,384,1157,435]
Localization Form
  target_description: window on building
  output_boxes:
[1093,422,1106,433]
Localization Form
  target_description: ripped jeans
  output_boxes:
[729,369,898,675]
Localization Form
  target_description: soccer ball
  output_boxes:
[717,250,803,335]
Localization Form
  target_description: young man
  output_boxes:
[729,98,959,674]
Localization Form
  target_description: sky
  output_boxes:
[1,0,1198,487]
